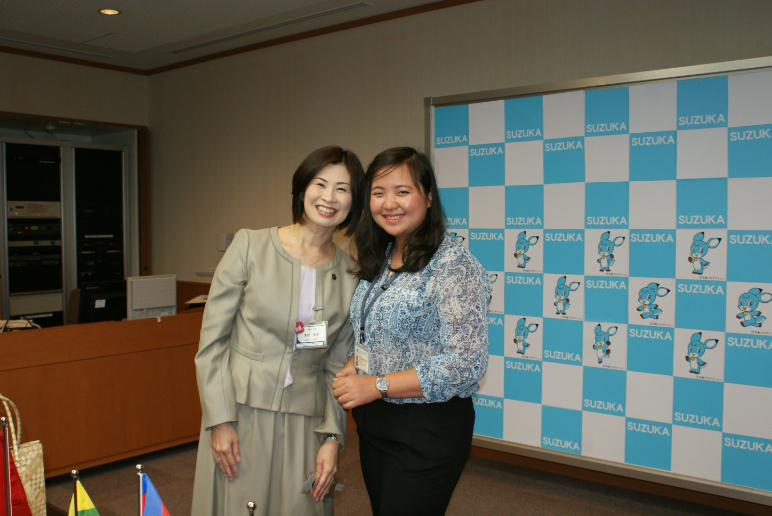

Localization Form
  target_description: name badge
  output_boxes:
[354,344,370,374]
[296,322,328,349]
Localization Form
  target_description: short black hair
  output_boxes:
[291,146,365,235]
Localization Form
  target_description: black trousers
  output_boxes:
[352,396,475,516]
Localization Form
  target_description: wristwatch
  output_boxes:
[375,374,389,398]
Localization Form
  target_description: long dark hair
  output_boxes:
[354,147,446,281]
[291,145,365,236]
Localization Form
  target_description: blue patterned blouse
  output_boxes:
[348,235,491,404]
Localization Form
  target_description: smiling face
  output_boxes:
[301,163,352,230]
[599,241,612,257]
[369,164,431,247]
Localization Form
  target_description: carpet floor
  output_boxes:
[45,431,751,516]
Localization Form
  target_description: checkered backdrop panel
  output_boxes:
[432,69,772,494]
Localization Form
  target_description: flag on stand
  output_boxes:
[67,480,99,516]
[0,423,32,516]
[140,472,170,516]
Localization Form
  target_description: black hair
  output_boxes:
[291,145,365,235]
[354,147,446,281]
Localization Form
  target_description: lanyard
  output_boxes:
[359,265,399,344]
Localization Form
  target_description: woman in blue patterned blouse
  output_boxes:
[332,147,491,516]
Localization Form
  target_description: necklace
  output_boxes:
[292,224,332,268]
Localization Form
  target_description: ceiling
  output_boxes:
[0,0,443,72]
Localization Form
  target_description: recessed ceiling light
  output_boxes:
[99,9,121,15]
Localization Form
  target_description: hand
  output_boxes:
[312,439,339,502]
[336,363,357,378]
[210,422,241,481]
[332,374,380,409]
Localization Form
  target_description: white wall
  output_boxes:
[142,0,772,279]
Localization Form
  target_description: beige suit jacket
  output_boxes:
[195,227,357,442]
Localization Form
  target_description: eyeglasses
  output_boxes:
[448,232,465,244]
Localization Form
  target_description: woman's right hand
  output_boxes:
[211,422,241,481]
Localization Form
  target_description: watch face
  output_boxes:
[376,377,388,390]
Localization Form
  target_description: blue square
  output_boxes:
[585,87,629,136]
[472,394,503,439]
[625,418,672,471]
[505,273,543,317]
[583,367,626,416]
[504,357,542,403]
[505,96,543,142]
[728,124,772,178]
[506,185,544,229]
[585,182,629,228]
[488,314,505,356]
[673,377,723,431]
[543,231,584,275]
[469,230,505,271]
[544,138,585,184]
[675,280,727,332]
[543,318,583,365]
[629,230,676,278]
[722,433,772,491]
[469,144,505,186]
[677,76,728,130]
[630,132,677,181]
[586,276,628,324]
[676,178,728,228]
[541,406,582,454]
[439,188,469,229]
[627,325,674,376]
[435,105,469,147]
[727,231,772,283]
[725,333,772,389]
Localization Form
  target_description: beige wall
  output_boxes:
[0,52,148,126]
[148,0,772,281]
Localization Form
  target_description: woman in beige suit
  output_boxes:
[192,146,364,516]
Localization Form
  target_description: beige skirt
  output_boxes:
[191,403,333,516]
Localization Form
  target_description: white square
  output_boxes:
[543,182,585,229]
[629,81,678,133]
[434,146,468,188]
[584,228,629,277]
[671,425,722,482]
[477,355,504,398]
[542,361,583,410]
[505,140,543,185]
[724,383,772,440]
[505,314,543,360]
[503,399,542,447]
[628,277,676,327]
[626,371,673,424]
[672,328,725,383]
[582,411,626,463]
[583,321,627,371]
[675,229,727,281]
[728,177,772,230]
[543,91,585,139]
[469,100,505,145]
[469,186,505,229]
[725,281,772,337]
[628,181,676,229]
[543,273,584,322]
[488,270,504,315]
[676,127,728,179]
[505,229,543,274]
[728,70,772,127]
[584,134,630,183]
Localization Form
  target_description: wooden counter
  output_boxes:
[0,311,204,477]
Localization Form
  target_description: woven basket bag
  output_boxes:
[1,394,45,516]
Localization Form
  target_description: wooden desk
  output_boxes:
[0,311,203,477]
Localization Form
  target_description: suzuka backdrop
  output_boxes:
[429,65,772,499]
